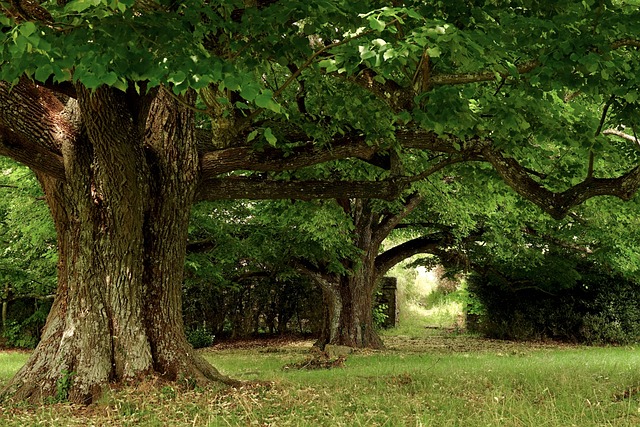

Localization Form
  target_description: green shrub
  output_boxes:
[186,327,214,349]
[3,321,38,349]
[466,256,640,345]
[2,301,50,349]
[372,302,389,328]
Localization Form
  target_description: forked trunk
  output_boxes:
[310,195,424,350]
[316,272,384,350]
[313,200,385,350]
[1,88,234,404]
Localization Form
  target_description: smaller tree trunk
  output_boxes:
[315,272,384,350]
[1,283,8,333]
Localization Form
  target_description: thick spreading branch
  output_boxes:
[0,80,72,153]
[0,130,65,180]
[374,232,454,277]
[0,80,76,179]
[197,127,472,184]
[482,145,640,219]
[199,137,378,178]
[195,176,406,201]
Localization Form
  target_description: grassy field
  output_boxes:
[1,271,638,426]
[1,333,640,426]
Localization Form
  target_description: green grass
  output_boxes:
[0,351,28,385]
[2,337,640,426]
[5,269,638,426]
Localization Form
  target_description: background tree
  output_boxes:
[0,158,56,346]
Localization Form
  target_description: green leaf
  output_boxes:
[247,130,258,142]
[318,59,338,73]
[505,62,519,78]
[373,74,386,84]
[65,0,102,12]
[240,84,260,102]
[426,46,441,58]
[255,91,281,113]
[222,75,242,91]
[34,64,53,82]
[103,71,118,86]
[168,71,187,85]
[112,78,128,92]
[368,16,386,32]
[254,91,273,108]
[19,22,37,37]
[14,35,28,54]
[263,127,277,146]
[383,48,397,61]
[406,9,423,20]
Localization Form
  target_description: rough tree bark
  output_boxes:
[0,83,235,404]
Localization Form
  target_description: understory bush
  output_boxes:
[2,299,51,349]
[372,301,389,328]
[186,327,214,349]
[466,256,640,345]
[182,272,323,339]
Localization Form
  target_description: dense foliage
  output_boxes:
[467,252,640,344]
[0,158,56,348]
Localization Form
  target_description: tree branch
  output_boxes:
[610,38,640,49]
[522,226,594,254]
[0,79,74,154]
[0,129,66,181]
[292,260,336,293]
[482,145,640,219]
[199,137,378,178]
[373,192,424,247]
[603,128,640,147]
[0,79,80,179]
[186,239,218,253]
[430,60,541,86]
[375,232,454,278]
[195,176,407,201]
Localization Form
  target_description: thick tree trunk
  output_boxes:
[306,196,427,350]
[316,272,384,350]
[308,200,386,350]
[1,88,234,404]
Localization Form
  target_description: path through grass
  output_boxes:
[2,335,640,426]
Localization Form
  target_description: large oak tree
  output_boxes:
[1,0,639,403]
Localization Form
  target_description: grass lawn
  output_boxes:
[1,333,639,426]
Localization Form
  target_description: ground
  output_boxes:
[3,331,638,427]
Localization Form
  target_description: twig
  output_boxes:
[161,86,211,115]
[594,95,615,137]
